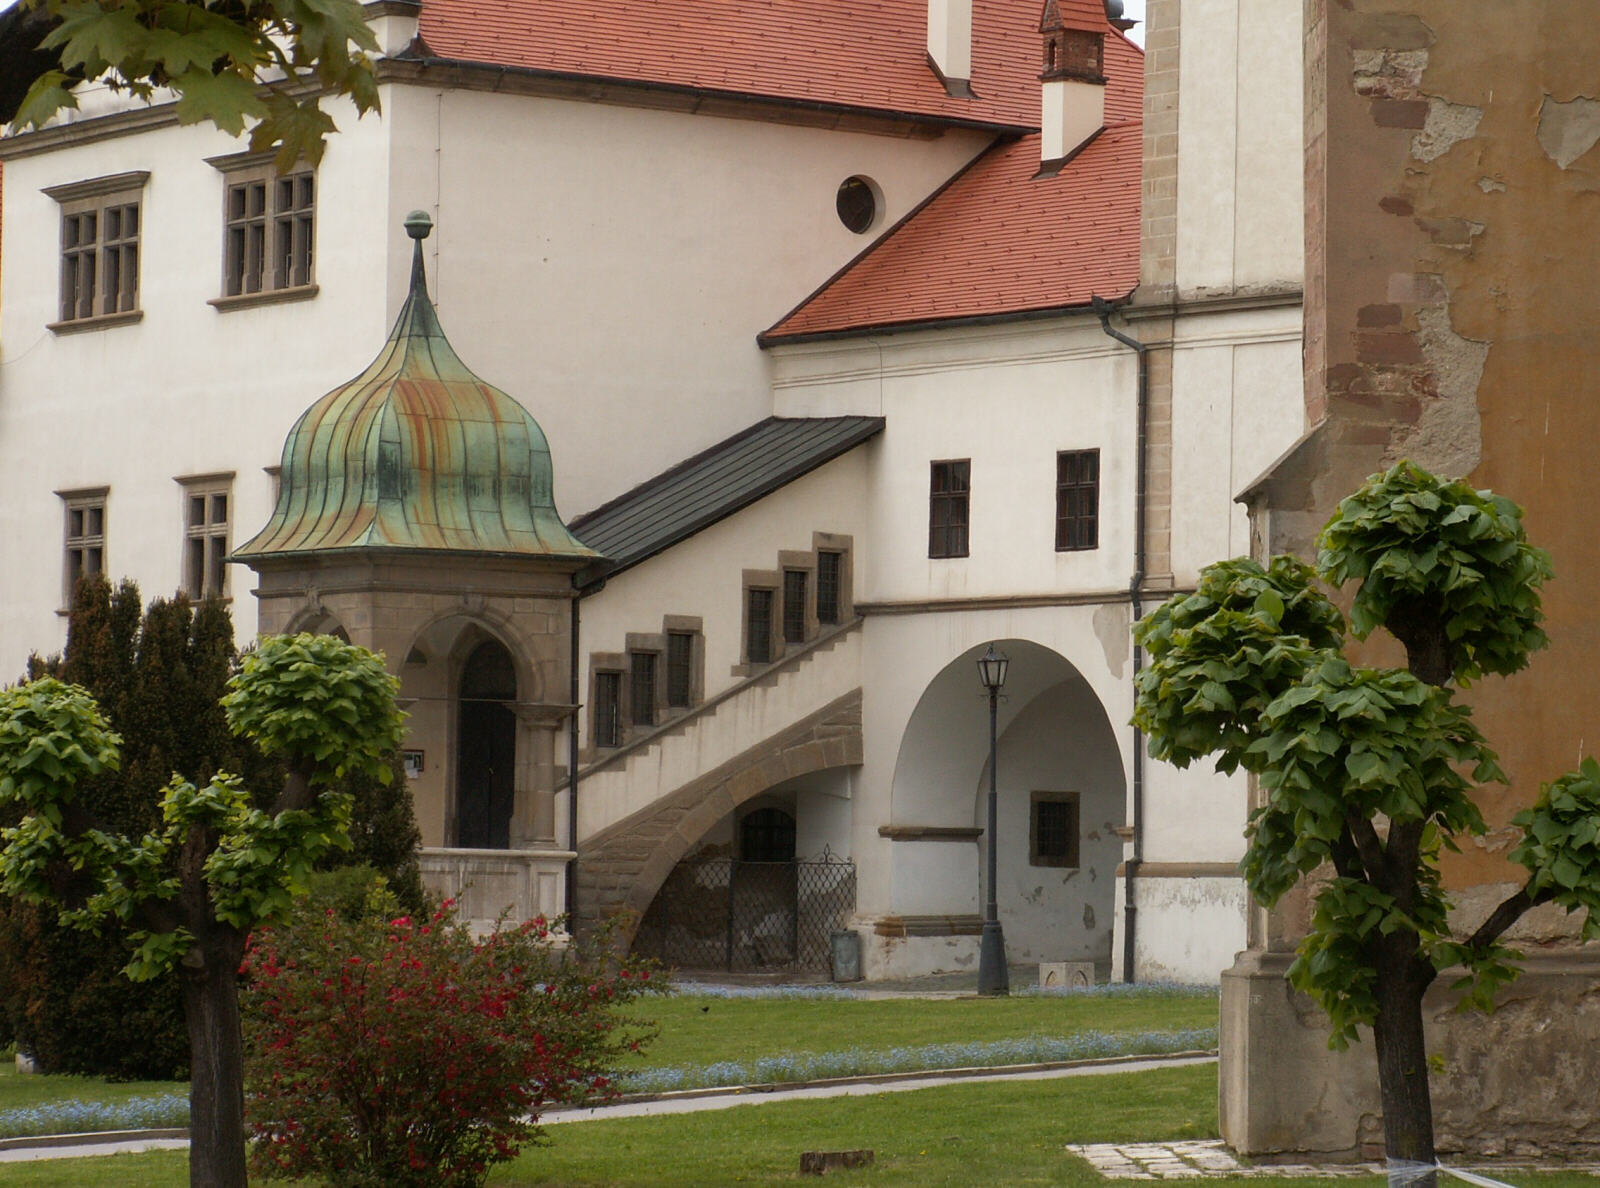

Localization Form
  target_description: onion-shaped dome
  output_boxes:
[234,212,597,562]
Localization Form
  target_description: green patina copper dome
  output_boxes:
[234,212,597,562]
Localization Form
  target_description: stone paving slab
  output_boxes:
[1067,1141,1600,1182]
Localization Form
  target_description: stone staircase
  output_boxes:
[574,618,863,931]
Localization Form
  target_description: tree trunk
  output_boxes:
[180,939,248,1188]
[1372,941,1437,1188]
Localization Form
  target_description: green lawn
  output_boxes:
[626,990,1218,1072]
[0,989,1215,1126]
[0,1058,181,1113]
[6,1064,1598,1187]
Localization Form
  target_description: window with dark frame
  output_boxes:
[929,459,970,558]
[666,631,695,708]
[629,651,657,728]
[1055,449,1100,551]
[782,570,808,645]
[220,162,315,297]
[1030,792,1081,867]
[63,492,107,604]
[59,200,139,322]
[817,550,842,625]
[181,480,231,600]
[746,588,774,665]
[594,672,622,748]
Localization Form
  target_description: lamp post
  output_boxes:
[976,643,1010,996]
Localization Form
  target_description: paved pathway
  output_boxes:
[1070,1140,1386,1179]
[1068,1140,1600,1182]
[0,1054,1214,1163]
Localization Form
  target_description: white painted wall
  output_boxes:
[986,678,1126,965]
[1174,0,1304,296]
[1128,875,1249,984]
[576,449,871,730]
[0,98,391,675]
[380,84,991,519]
[770,318,1139,604]
[1167,306,1306,584]
[0,79,987,677]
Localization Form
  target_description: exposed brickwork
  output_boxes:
[1138,0,1180,299]
[574,689,862,935]
[1041,28,1105,84]
[1140,322,1175,588]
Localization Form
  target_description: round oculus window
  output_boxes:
[836,176,879,234]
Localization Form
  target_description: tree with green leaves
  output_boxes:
[4,576,424,1076]
[4,0,381,168]
[0,633,406,1188]
[1133,462,1600,1180]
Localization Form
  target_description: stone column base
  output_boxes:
[1221,947,1600,1161]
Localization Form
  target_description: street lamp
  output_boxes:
[976,643,1009,996]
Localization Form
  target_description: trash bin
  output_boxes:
[830,930,862,983]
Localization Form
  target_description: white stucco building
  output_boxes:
[0,0,1306,983]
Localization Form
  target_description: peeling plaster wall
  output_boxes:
[1230,0,1600,1158]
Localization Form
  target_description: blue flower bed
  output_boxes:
[671,981,1216,1001]
[0,1092,190,1140]
[617,1026,1216,1094]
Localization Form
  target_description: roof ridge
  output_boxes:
[569,416,780,529]
[570,416,885,580]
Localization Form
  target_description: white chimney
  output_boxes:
[927,0,973,96]
[1041,78,1104,163]
[365,0,423,59]
[1039,0,1107,165]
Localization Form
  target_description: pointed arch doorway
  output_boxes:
[455,639,517,849]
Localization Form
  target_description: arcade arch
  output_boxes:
[888,639,1125,967]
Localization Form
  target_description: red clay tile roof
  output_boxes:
[1044,0,1115,33]
[417,0,1059,128]
[760,32,1142,342]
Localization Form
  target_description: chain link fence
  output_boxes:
[631,853,857,974]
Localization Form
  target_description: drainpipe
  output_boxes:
[566,592,581,922]
[567,567,608,926]
[1091,294,1147,984]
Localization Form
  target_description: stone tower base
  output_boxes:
[1220,949,1600,1161]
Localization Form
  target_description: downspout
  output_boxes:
[566,591,581,922]
[567,568,608,924]
[1091,295,1147,984]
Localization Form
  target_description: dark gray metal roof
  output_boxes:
[570,416,885,585]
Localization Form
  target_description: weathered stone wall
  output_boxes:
[1224,952,1600,1161]
[1231,0,1600,1158]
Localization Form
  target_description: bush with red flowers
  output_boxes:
[242,884,661,1188]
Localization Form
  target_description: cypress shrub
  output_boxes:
[0,576,425,1078]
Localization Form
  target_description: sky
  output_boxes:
[1121,0,1149,47]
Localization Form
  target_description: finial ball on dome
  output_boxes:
[404,210,433,240]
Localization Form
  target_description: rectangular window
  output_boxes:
[817,550,843,625]
[594,672,622,748]
[1056,449,1100,551]
[929,459,970,558]
[666,631,695,708]
[747,588,774,665]
[1030,792,1081,867]
[782,570,808,645]
[46,172,149,326]
[180,478,232,599]
[214,157,315,297]
[61,490,108,605]
[629,651,657,728]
